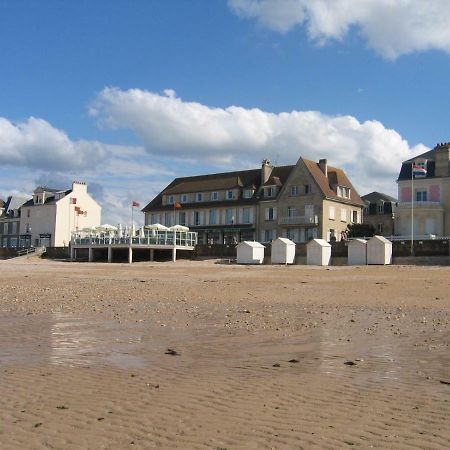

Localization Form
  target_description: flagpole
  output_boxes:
[411,162,414,256]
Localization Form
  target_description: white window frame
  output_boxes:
[290,185,299,196]
[181,194,188,203]
[243,189,253,199]
[209,209,217,225]
[226,190,234,200]
[196,192,203,202]
[340,208,347,222]
[211,191,219,201]
[329,206,335,220]
[243,208,251,224]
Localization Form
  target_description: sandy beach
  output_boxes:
[1,258,450,449]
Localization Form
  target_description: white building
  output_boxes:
[19,181,101,247]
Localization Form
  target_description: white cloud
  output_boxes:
[0,116,172,225]
[90,86,426,196]
[228,0,450,59]
[0,117,111,171]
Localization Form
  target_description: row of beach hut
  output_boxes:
[236,236,392,266]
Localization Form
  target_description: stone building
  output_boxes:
[143,157,365,244]
[362,192,397,236]
[396,142,450,237]
[20,181,101,247]
[0,196,30,248]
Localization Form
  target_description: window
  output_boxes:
[226,190,234,200]
[181,194,188,203]
[243,208,251,224]
[179,212,186,226]
[225,209,234,224]
[211,191,219,201]
[265,207,276,221]
[243,189,253,199]
[340,208,347,222]
[377,223,384,233]
[164,212,172,227]
[263,229,275,242]
[209,210,217,225]
[304,184,311,194]
[290,185,299,196]
[329,206,335,220]
[352,211,358,223]
[150,213,158,224]
[416,191,427,202]
[194,211,201,226]
[338,186,350,198]
[27,209,30,218]
[287,206,296,217]
[377,203,384,213]
[168,195,174,205]
[196,192,203,202]
[265,187,275,197]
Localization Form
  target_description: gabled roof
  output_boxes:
[22,190,71,207]
[237,241,265,248]
[302,158,365,206]
[34,186,61,194]
[143,165,295,211]
[362,191,397,203]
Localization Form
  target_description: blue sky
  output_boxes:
[1,0,450,224]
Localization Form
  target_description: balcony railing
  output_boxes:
[278,215,319,225]
[397,201,442,207]
[71,231,198,248]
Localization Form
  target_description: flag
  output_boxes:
[132,201,140,207]
[174,202,182,209]
[412,164,427,178]
[71,198,77,204]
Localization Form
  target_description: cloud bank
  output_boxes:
[0,117,109,171]
[228,0,450,59]
[91,87,427,194]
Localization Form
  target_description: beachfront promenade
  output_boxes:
[70,230,198,263]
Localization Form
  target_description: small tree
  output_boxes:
[347,223,375,238]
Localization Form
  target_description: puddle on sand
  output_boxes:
[0,312,188,369]
[1,312,448,384]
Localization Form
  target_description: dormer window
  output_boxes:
[243,189,253,199]
[265,187,275,197]
[337,186,351,199]
[226,190,234,200]
[211,191,219,201]
[181,194,188,203]
[168,195,174,205]
[196,192,203,202]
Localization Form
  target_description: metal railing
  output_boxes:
[71,231,198,248]
[278,215,319,225]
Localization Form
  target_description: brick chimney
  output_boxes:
[434,142,450,177]
[261,159,274,184]
[318,158,328,177]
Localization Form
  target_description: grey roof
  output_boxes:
[362,191,397,203]
[5,196,30,212]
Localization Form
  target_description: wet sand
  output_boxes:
[1,258,450,449]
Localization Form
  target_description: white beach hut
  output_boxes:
[306,239,331,266]
[347,238,367,265]
[271,237,296,264]
[236,241,265,265]
[367,235,392,265]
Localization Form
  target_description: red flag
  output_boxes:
[132,201,140,207]
[71,198,77,204]
[174,202,182,209]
